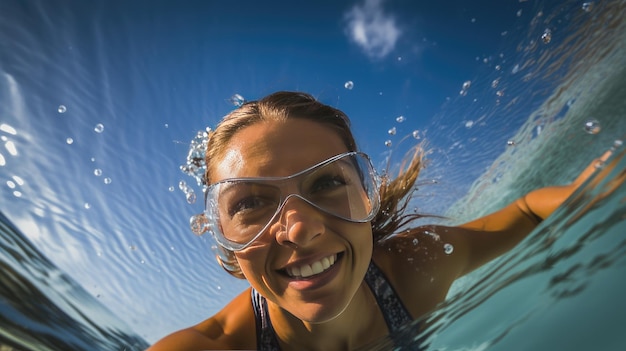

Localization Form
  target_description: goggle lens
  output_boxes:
[204,152,380,251]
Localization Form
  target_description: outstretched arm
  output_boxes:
[440,150,613,277]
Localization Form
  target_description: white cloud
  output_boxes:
[344,0,402,59]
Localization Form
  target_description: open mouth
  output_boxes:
[283,253,343,279]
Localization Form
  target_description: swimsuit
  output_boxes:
[251,261,413,350]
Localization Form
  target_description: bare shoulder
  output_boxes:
[147,288,256,351]
[372,225,468,317]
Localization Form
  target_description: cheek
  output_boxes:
[233,246,270,281]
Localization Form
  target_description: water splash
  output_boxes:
[583,119,601,134]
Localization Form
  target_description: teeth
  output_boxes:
[286,254,337,278]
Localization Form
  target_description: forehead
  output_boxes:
[212,119,350,181]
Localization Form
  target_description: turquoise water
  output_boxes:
[1,0,625,350]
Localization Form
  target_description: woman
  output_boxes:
[148,91,606,350]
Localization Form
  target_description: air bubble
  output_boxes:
[186,191,197,204]
[58,105,67,113]
[507,140,516,146]
[465,121,474,128]
[179,180,187,191]
[168,186,175,192]
[229,94,245,107]
[582,2,594,12]
[104,177,112,184]
[412,130,420,139]
[84,203,91,209]
[388,127,396,135]
[396,115,405,123]
[583,119,601,134]
[344,81,354,90]
[384,140,392,147]
[94,168,102,176]
[613,140,623,149]
[412,238,418,246]
[66,138,73,144]
[541,29,552,44]
[444,243,454,254]
[94,123,104,133]
[462,81,471,90]
[190,213,209,236]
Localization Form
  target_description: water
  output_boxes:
[1,0,625,350]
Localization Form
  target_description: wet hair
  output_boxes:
[205,91,425,278]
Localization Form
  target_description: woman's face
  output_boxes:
[210,118,373,323]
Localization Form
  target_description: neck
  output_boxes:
[267,282,388,350]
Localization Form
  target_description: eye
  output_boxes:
[310,174,348,193]
[228,196,271,217]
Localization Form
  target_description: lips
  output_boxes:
[285,254,338,278]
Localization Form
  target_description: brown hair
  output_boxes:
[205,91,425,278]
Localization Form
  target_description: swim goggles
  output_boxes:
[203,151,381,251]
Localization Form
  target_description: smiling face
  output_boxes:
[210,118,374,323]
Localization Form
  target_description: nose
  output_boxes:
[272,195,325,249]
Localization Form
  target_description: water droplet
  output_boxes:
[388,127,396,135]
[541,29,552,44]
[84,203,91,209]
[94,168,102,176]
[190,213,209,236]
[58,105,67,113]
[583,119,601,134]
[507,140,516,146]
[344,81,354,90]
[444,243,454,255]
[103,177,112,184]
[424,230,440,241]
[186,191,197,204]
[412,238,419,246]
[384,140,392,147]
[66,138,73,144]
[168,186,175,192]
[412,130,420,139]
[229,94,245,107]
[582,2,594,12]
[94,123,104,133]
[396,115,405,123]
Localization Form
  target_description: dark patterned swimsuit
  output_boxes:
[251,261,413,350]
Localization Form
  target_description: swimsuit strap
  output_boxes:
[363,261,413,332]
[251,288,281,351]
